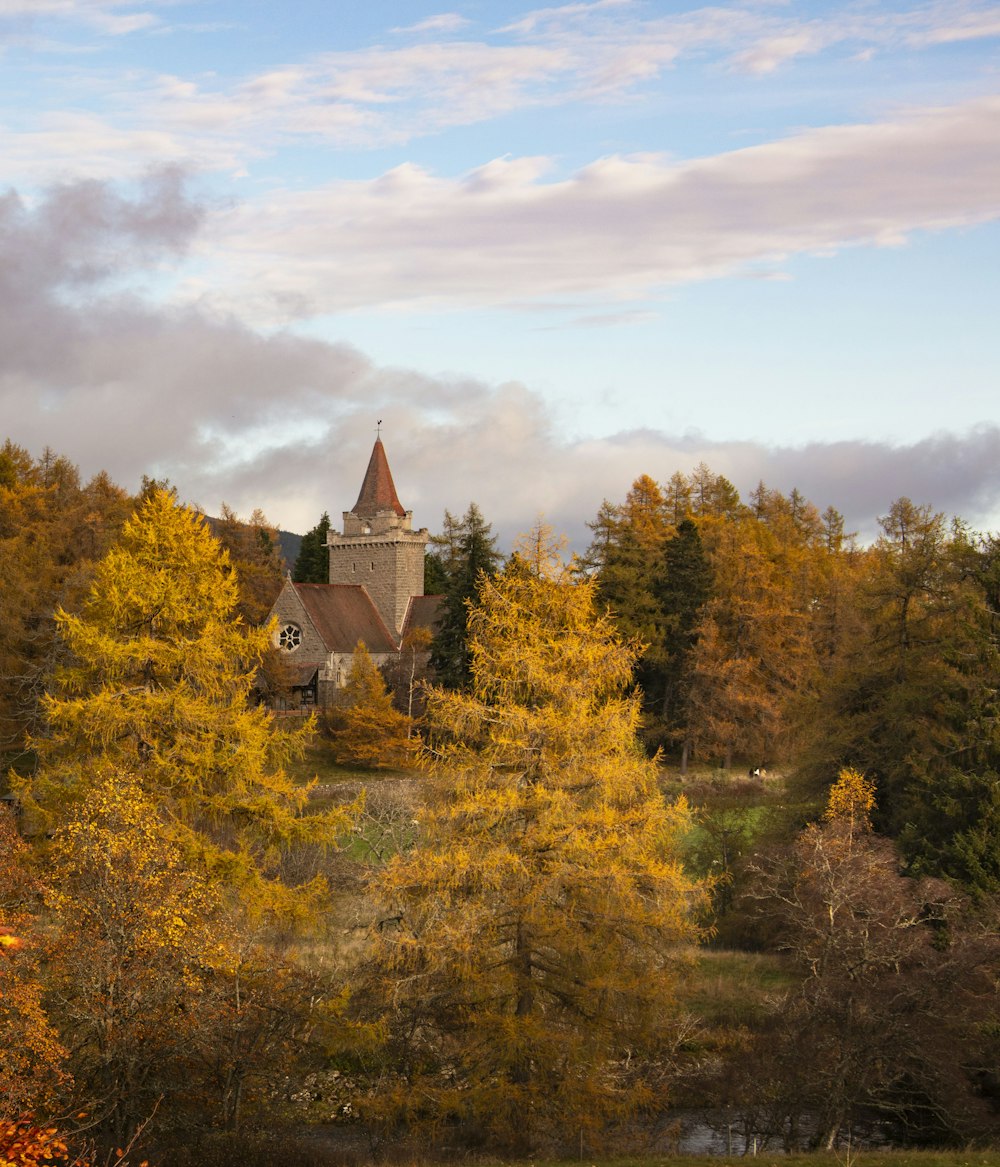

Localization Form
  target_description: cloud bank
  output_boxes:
[3,175,998,552]
[198,95,1000,318]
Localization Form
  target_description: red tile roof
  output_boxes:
[294,583,399,653]
[352,438,406,518]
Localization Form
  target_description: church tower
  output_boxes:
[326,438,429,637]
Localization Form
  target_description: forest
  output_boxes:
[2,438,1000,1166]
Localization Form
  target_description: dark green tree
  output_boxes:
[811,500,1000,891]
[586,476,673,727]
[652,517,713,766]
[292,511,331,584]
[429,503,502,689]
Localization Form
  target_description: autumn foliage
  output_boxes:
[4,444,1000,1158]
[356,558,709,1151]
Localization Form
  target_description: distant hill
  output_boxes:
[277,529,302,571]
[202,514,303,574]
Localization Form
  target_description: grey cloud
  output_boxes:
[2,175,998,555]
[0,169,201,290]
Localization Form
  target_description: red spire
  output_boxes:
[351,438,406,518]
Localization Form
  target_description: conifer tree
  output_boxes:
[683,515,818,769]
[292,511,331,584]
[0,443,132,756]
[215,503,285,623]
[429,502,502,689]
[652,517,713,768]
[321,642,412,768]
[810,500,1000,889]
[357,558,707,1151]
[586,476,674,723]
[19,489,348,912]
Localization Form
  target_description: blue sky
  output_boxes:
[1,0,999,548]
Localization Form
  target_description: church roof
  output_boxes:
[401,594,444,640]
[351,438,406,519]
[293,583,399,653]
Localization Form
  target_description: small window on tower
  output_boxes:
[370,561,375,571]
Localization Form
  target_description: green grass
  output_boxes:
[284,737,421,787]
[679,947,794,1028]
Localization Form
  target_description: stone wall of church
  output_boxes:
[271,585,327,667]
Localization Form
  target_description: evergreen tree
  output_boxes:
[429,502,502,689]
[652,517,713,768]
[292,511,331,583]
[810,500,1000,890]
[357,559,707,1150]
[586,476,673,724]
[688,462,743,518]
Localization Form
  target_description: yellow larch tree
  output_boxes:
[0,808,70,1121]
[321,641,413,768]
[18,488,350,913]
[355,557,708,1152]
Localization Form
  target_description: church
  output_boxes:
[267,437,441,708]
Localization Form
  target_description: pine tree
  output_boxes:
[292,511,331,584]
[357,559,707,1150]
[811,500,1000,889]
[586,476,673,724]
[429,502,502,689]
[652,517,713,769]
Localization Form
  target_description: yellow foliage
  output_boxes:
[360,563,709,1150]
[322,642,413,768]
[18,489,353,916]
[824,766,876,833]
[0,811,71,1119]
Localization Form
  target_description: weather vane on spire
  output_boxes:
[377,418,383,437]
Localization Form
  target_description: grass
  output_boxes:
[680,947,794,1024]
[284,736,422,788]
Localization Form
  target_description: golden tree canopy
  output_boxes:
[20,489,348,912]
[360,560,708,1150]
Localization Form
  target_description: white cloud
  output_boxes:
[391,13,471,35]
[6,1,1000,182]
[188,94,1000,317]
[0,0,161,35]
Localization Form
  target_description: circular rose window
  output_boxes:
[278,623,301,651]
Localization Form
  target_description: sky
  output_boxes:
[1,0,999,551]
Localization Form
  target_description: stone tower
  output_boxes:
[326,438,429,638]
